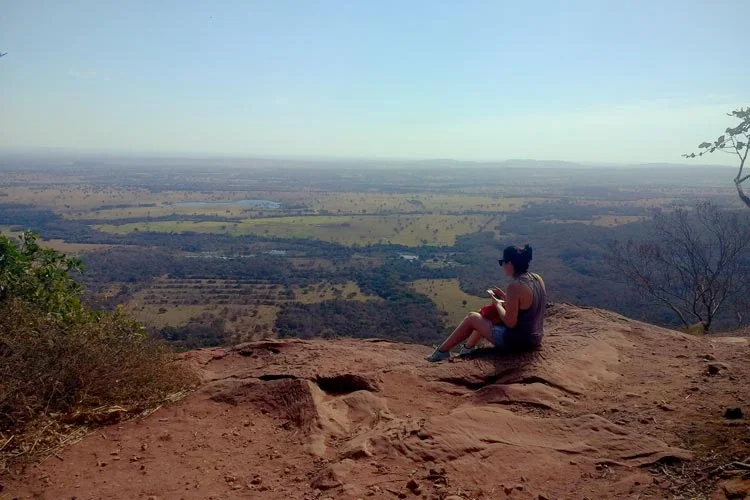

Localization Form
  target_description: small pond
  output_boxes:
[174,199,281,209]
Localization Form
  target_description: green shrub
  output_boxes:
[0,232,85,321]
[0,232,197,462]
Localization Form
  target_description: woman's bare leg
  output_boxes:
[464,330,484,349]
[438,312,494,352]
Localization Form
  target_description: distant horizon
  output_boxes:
[0,146,736,170]
[2,2,748,165]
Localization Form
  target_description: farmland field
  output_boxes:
[39,240,117,254]
[121,276,378,343]
[410,278,491,326]
[1,159,744,343]
[0,228,113,253]
[291,281,380,303]
[95,213,499,246]
[543,215,649,227]
[302,192,541,214]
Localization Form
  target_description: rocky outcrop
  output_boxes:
[5,304,749,499]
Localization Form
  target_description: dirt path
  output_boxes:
[3,304,749,499]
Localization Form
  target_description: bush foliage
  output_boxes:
[0,232,196,443]
[0,232,85,321]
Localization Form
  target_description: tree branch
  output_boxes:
[735,179,750,209]
[685,107,749,208]
[659,297,691,327]
[739,140,749,182]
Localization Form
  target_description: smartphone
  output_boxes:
[486,289,502,301]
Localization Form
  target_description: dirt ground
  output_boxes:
[2,304,749,499]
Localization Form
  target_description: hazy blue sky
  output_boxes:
[1,1,748,163]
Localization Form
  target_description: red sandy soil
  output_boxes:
[3,304,749,500]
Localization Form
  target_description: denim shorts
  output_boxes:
[491,324,507,348]
[491,325,543,351]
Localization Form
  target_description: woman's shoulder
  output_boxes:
[518,272,541,282]
[508,279,532,297]
[531,272,547,289]
[520,272,546,287]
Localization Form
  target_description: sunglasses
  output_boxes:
[498,259,508,266]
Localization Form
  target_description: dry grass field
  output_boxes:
[543,215,648,227]
[571,198,675,209]
[39,239,117,254]
[410,278,492,326]
[2,181,540,217]
[0,228,114,254]
[1,185,156,212]
[291,281,379,304]
[288,257,337,270]
[67,204,264,220]
[122,277,377,341]
[590,215,649,227]
[302,192,540,214]
[95,213,499,246]
[0,185,299,215]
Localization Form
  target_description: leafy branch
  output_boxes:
[684,107,750,208]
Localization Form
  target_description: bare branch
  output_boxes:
[610,202,750,331]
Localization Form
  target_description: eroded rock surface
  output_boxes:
[6,304,749,499]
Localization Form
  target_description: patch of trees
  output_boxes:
[450,221,650,327]
[511,200,648,221]
[276,298,445,344]
[353,257,455,300]
[611,202,750,332]
[80,247,178,283]
[0,204,360,259]
[106,231,358,258]
[449,206,749,331]
[156,317,229,349]
[79,243,457,305]
[77,214,246,225]
[79,247,334,286]
[0,204,62,228]
[97,203,157,210]
[560,186,640,200]
[0,204,115,243]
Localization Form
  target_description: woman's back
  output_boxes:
[508,272,546,347]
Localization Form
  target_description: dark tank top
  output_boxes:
[505,272,546,349]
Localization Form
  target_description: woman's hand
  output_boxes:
[491,286,506,300]
[489,288,506,323]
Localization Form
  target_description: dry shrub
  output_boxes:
[0,299,198,465]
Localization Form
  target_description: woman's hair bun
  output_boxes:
[523,244,533,261]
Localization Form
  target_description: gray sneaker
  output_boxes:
[457,343,478,356]
[426,346,450,363]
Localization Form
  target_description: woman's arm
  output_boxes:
[494,282,523,328]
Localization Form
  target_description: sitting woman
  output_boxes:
[427,244,546,362]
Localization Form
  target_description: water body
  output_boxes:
[399,254,419,261]
[174,199,281,209]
